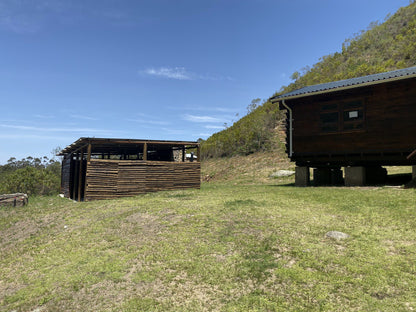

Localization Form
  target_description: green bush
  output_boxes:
[0,156,61,196]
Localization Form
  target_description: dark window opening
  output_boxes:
[320,99,365,133]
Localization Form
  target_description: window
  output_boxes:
[320,99,365,133]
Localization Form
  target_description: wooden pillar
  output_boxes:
[182,146,185,162]
[197,145,201,162]
[87,143,92,162]
[84,143,92,201]
[412,166,416,180]
[143,143,147,161]
[78,149,84,201]
[72,152,79,200]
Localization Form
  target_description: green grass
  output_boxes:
[1,181,416,311]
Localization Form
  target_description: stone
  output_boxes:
[325,231,349,240]
[270,170,295,178]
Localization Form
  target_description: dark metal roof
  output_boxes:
[59,137,199,155]
[271,66,416,101]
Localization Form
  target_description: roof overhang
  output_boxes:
[270,66,416,103]
[58,137,199,156]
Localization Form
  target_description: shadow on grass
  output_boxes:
[266,173,413,188]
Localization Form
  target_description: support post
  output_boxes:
[197,145,200,162]
[78,149,84,202]
[345,166,366,186]
[72,152,79,200]
[295,166,310,187]
[182,146,185,162]
[84,143,92,201]
[412,166,416,180]
[143,143,147,161]
[87,143,92,162]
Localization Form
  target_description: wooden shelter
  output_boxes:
[59,138,200,201]
[269,66,416,186]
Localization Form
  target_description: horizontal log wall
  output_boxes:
[85,159,200,201]
[286,78,416,165]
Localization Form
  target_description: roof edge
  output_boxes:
[270,66,416,102]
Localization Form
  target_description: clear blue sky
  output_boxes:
[0,0,411,164]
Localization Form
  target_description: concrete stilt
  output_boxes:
[295,166,310,187]
[344,166,366,186]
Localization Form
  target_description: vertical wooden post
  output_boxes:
[72,152,79,199]
[78,149,84,201]
[83,143,92,201]
[197,144,201,162]
[87,143,92,162]
[143,143,147,161]
[182,146,185,162]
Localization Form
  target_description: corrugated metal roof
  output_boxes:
[271,66,416,101]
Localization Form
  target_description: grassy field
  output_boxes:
[1,172,416,311]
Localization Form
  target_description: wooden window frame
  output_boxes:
[320,99,366,134]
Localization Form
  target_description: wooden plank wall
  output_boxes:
[288,79,416,156]
[85,159,200,201]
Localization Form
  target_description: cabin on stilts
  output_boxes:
[269,66,416,186]
[58,138,200,201]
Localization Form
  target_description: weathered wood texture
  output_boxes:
[0,193,28,207]
[85,159,200,200]
[285,78,416,166]
[60,156,72,198]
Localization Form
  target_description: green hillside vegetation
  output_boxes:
[201,1,416,159]
[201,99,284,159]
[0,156,61,196]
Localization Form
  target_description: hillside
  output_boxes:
[201,1,416,160]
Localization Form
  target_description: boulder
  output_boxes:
[0,193,28,207]
[270,170,295,178]
[325,231,349,240]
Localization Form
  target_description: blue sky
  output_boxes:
[0,0,411,164]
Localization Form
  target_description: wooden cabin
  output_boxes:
[269,66,416,186]
[59,138,200,201]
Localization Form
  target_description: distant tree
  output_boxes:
[247,98,261,114]
[0,154,61,195]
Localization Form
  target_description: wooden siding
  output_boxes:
[84,159,200,201]
[285,78,416,166]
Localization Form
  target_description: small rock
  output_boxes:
[58,194,65,198]
[325,231,349,240]
[270,170,295,178]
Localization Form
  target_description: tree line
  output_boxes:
[0,155,61,196]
